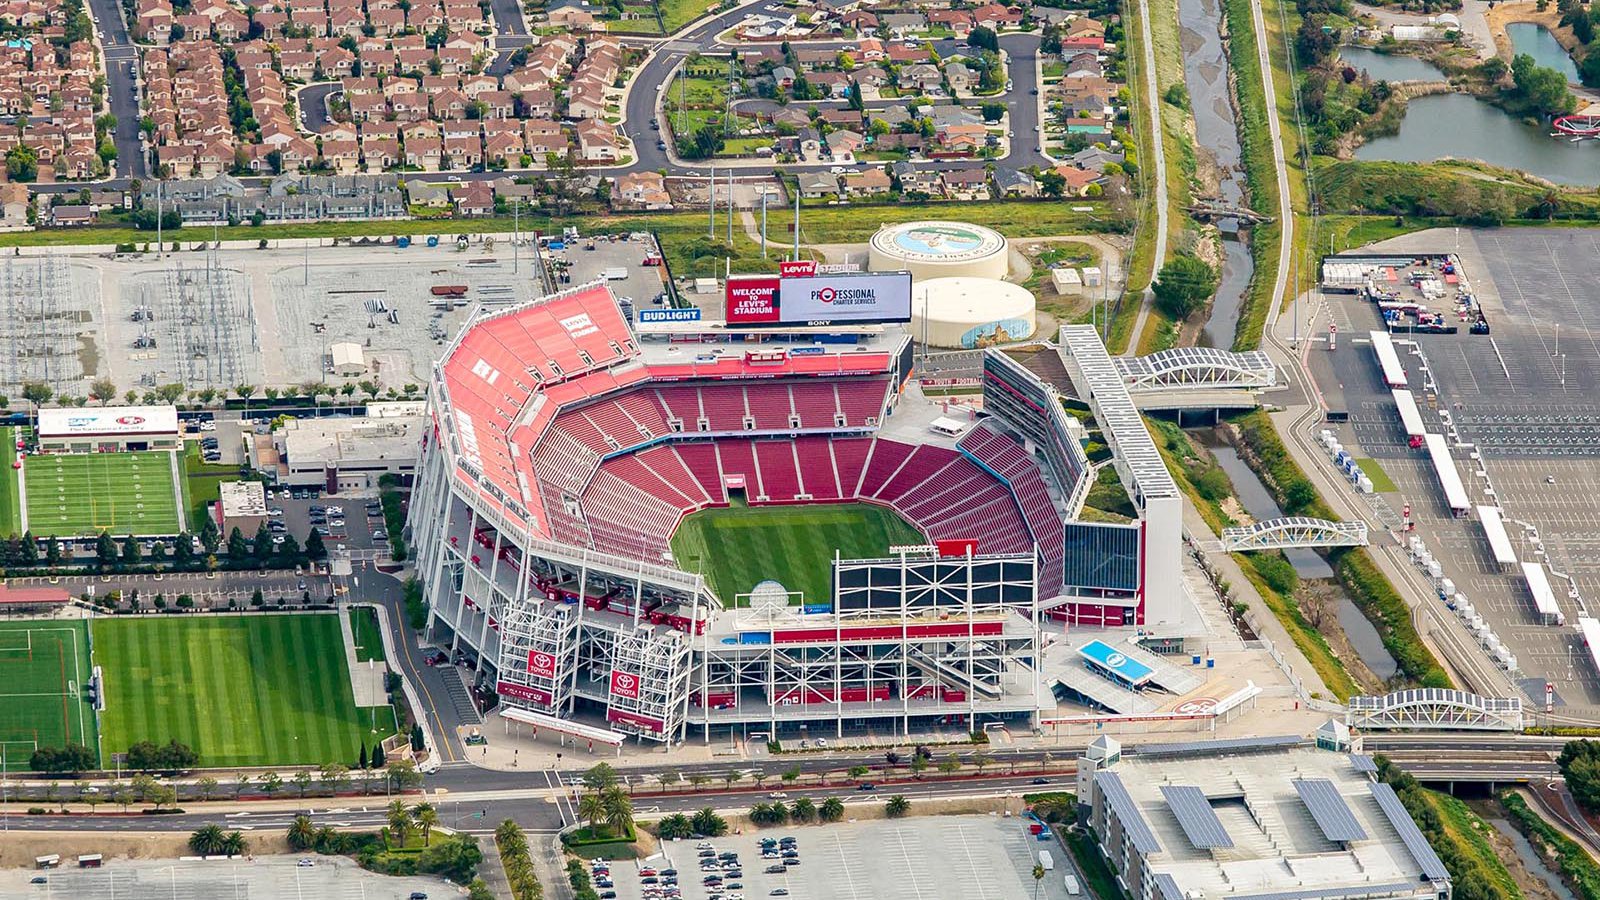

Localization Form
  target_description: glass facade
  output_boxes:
[1062,522,1141,594]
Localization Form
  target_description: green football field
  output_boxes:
[24,450,183,536]
[0,620,96,764]
[94,615,396,768]
[670,502,924,606]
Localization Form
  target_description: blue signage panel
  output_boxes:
[638,308,703,323]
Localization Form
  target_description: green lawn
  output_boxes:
[349,607,385,663]
[180,442,243,528]
[25,450,182,536]
[670,502,923,606]
[0,619,96,763]
[1355,458,1397,493]
[95,614,396,768]
[0,426,21,536]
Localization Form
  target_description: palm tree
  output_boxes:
[819,797,845,822]
[386,798,412,846]
[189,824,227,856]
[287,815,316,851]
[792,797,817,823]
[414,802,439,846]
[1032,862,1046,900]
[577,790,606,836]
[601,786,633,838]
[220,831,248,858]
[885,795,910,818]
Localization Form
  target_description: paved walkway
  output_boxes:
[340,604,389,708]
[1128,0,1171,353]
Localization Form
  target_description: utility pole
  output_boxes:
[760,190,767,258]
[154,179,162,260]
[726,168,733,247]
[513,199,520,274]
[792,186,800,260]
[708,166,715,238]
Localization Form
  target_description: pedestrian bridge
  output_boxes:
[1347,689,1524,732]
[1117,347,1278,393]
[1214,517,1369,552]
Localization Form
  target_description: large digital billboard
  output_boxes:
[724,272,912,327]
[777,272,912,325]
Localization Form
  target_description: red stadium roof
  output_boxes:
[0,584,70,605]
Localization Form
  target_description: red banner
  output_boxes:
[607,708,665,732]
[936,538,979,557]
[779,260,816,277]
[497,681,552,704]
[526,649,557,677]
[609,669,642,699]
[725,276,781,325]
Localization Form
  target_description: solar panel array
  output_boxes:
[1294,778,1369,843]
[1097,771,1162,854]
[1160,785,1234,849]
[1059,325,1177,500]
[1370,781,1451,882]
[1230,883,1420,900]
[1348,753,1378,774]
[1135,734,1302,758]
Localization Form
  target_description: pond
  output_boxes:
[1355,92,1600,186]
[1338,46,1445,83]
[1207,441,1400,681]
[1508,22,1581,84]
[1177,0,1252,349]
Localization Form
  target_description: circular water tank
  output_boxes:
[911,277,1036,349]
[869,220,1009,281]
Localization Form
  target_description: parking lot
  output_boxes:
[266,487,389,558]
[0,853,445,900]
[539,232,670,314]
[1309,228,1600,713]
[597,816,1080,900]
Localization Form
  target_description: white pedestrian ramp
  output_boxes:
[1047,658,1157,715]
[1118,639,1206,695]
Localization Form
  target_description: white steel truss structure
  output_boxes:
[1115,346,1278,392]
[1220,517,1369,551]
[1347,689,1524,732]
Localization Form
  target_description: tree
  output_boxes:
[691,807,728,837]
[227,527,250,562]
[658,812,693,839]
[388,798,413,845]
[287,814,316,851]
[819,797,845,822]
[373,744,389,771]
[220,831,248,857]
[410,723,425,751]
[938,756,961,776]
[196,775,219,801]
[782,766,801,787]
[28,743,95,774]
[292,769,314,798]
[387,758,422,790]
[1032,862,1046,900]
[1510,52,1577,116]
[968,25,999,53]
[971,750,992,775]
[90,377,117,405]
[6,145,37,182]
[121,535,142,566]
[190,824,227,855]
[253,523,274,561]
[577,791,606,834]
[20,381,51,428]
[304,528,327,560]
[1559,740,1600,812]
[149,783,177,812]
[791,797,817,823]
[357,743,369,771]
[96,530,118,570]
[258,771,283,797]
[885,795,910,818]
[173,532,194,568]
[320,762,350,795]
[279,531,302,560]
[600,784,633,838]
[847,765,869,783]
[1152,253,1218,320]
[909,754,928,779]
[415,802,440,846]
[44,535,61,568]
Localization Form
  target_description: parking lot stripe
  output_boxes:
[824,830,862,900]
[890,826,927,900]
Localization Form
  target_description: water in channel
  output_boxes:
[1337,46,1446,83]
[1355,92,1600,187]
[1508,22,1581,84]
[1486,816,1579,900]
[1207,442,1400,681]
[1177,0,1252,350]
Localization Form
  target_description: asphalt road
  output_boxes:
[84,0,145,180]
[297,82,340,134]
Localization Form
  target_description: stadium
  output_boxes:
[409,278,1184,744]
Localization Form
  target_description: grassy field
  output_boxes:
[95,614,396,767]
[349,607,385,663]
[0,620,96,763]
[1355,458,1397,493]
[0,426,20,536]
[25,450,182,536]
[180,442,243,527]
[670,502,923,606]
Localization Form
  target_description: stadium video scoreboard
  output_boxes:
[725,266,913,328]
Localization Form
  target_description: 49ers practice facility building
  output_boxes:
[37,405,182,453]
[408,280,1183,744]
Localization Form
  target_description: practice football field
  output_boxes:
[0,620,96,765]
[94,615,396,768]
[24,450,183,536]
[670,502,923,606]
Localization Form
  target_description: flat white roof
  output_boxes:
[330,342,365,367]
[1422,433,1469,513]
[219,480,267,518]
[38,405,179,439]
[1476,505,1517,567]
[1392,389,1424,438]
[1521,561,1561,620]
[1578,617,1600,680]
[1369,330,1407,388]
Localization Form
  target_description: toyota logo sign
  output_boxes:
[610,670,641,699]
[116,415,146,426]
[527,650,556,676]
